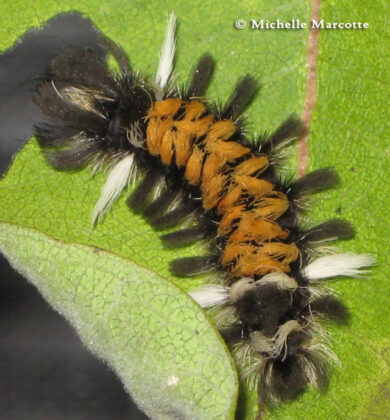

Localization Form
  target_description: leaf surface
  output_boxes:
[0,222,238,419]
[2,1,388,419]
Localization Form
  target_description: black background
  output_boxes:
[0,12,148,420]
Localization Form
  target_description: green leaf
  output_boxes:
[0,222,238,419]
[260,2,390,420]
[3,0,388,419]
[295,2,390,419]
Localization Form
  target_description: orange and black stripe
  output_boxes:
[145,97,298,279]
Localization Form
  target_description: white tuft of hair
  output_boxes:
[258,272,298,291]
[301,253,375,281]
[91,154,135,225]
[229,277,255,302]
[189,284,230,308]
[250,331,274,354]
[271,320,303,360]
[155,13,177,94]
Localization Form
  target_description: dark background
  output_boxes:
[0,12,148,420]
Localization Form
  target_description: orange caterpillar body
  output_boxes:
[146,98,298,279]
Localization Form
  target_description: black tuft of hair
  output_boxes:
[98,33,132,74]
[220,325,246,345]
[33,82,105,129]
[150,201,196,229]
[43,140,100,170]
[34,123,81,148]
[160,226,208,247]
[169,255,218,277]
[286,330,310,356]
[186,53,215,98]
[260,114,304,154]
[310,295,350,324]
[288,167,339,198]
[34,38,154,172]
[259,348,330,406]
[127,171,161,212]
[46,47,117,92]
[302,350,329,390]
[222,74,260,121]
[143,189,178,219]
[300,218,355,244]
[259,356,307,405]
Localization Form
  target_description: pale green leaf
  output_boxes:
[0,222,238,419]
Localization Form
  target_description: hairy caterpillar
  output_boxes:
[33,14,373,407]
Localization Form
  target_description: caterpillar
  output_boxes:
[33,14,373,408]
